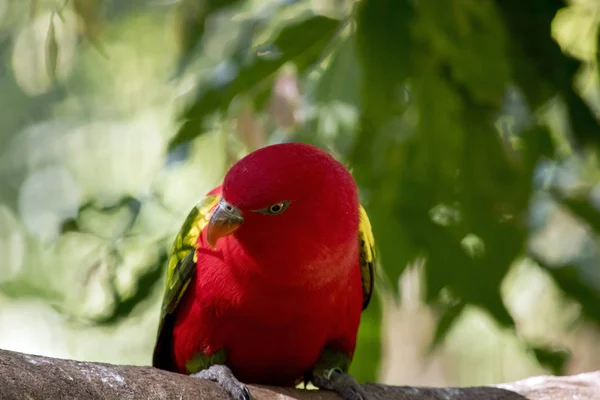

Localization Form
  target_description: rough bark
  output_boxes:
[0,349,598,400]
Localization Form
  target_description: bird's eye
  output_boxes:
[268,202,285,214]
[254,201,290,215]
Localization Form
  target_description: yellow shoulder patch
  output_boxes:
[358,204,376,310]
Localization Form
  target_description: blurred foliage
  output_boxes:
[172,13,341,148]
[1,0,600,387]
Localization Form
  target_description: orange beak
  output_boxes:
[206,198,244,249]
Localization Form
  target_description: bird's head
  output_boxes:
[206,142,359,267]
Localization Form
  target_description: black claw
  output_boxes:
[190,365,251,400]
[313,371,369,400]
[239,386,252,400]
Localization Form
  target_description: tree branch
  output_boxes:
[0,349,598,399]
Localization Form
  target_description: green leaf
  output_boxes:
[250,77,275,112]
[73,0,107,57]
[351,0,416,291]
[170,15,342,150]
[59,196,142,238]
[354,0,412,129]
[533,257,600,323]
[411,1,530,328]
[314,32,361,106]
[173,0,245,75]
[530,344,570,375]
[94,249,168,325]
[351,0,536,333]
[565,89,600,150]
[414,0,511,106]
[559,194,600,234]
[495,0,572,106]
[423,221,516,329]
[429,300,466,351]
[496,0,600,149]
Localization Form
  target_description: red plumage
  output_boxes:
[167,143,364,386]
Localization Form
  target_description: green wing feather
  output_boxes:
[358,204,376,310]
[152,193,220,370]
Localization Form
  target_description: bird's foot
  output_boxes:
[191,364,252,400]
[312,368,368,400]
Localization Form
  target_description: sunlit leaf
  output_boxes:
[94,247,167,325]
[73,0,107,57]
[533,257,600,323]
[559,194,600,234]
[12,11,77,96]
[45,13,58,83]
[174,0,245,75]
[496,0,600,149]
[60,195,143,236]
[170,15,341,150]
[429,300,465,351]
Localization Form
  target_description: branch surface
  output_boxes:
[0,349,598,400]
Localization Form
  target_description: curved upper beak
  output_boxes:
[206,198,244,249]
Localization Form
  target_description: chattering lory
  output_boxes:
[152,142,376,400]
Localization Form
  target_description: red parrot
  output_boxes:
[152,142,376,400]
